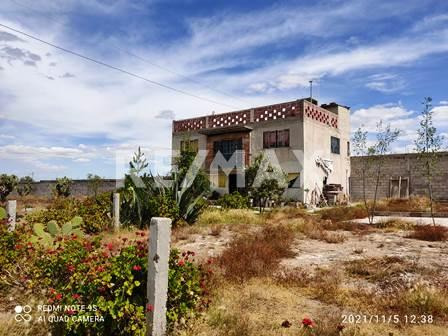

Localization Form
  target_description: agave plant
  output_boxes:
[120,147,209,227]
[30,216,84,247]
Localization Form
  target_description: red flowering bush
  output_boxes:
[0,228,209,335]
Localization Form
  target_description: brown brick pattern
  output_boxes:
[173,99,339,133]
[303,101,338,128]
[172,117,206,133]
[210,110,250,128]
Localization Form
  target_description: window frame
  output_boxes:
[331,136,340,154]
[263,129,290,149]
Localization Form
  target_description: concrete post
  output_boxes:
[7,200,17,231]
[113,193,120,230]
[147,217,172,336]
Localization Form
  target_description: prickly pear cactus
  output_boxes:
[30,223,54,247]
[0,207,6,220]
[30,216,85,247]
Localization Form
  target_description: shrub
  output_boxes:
[0,174,18,201]
[408,225,448,241]
[1,231,209,335]
[216,192,250,209]
[218,225,295,282]
[196,208,263,227]
[26,193,112,234]
[317,205,367,222]
[87,173,103,198]
[53,177,73,197]
[17,175,35,197]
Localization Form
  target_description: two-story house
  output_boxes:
[172,98,350,203]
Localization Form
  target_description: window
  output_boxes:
[347,141,350,156]
[390,177,409,199]
[331,136,340,154]
[263,129,290,148]
[180,139,198,153]
[287,173,300,188]
[213,139,242,160]
[218,170,227,188]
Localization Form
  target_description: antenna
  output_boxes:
[309,80,313,103]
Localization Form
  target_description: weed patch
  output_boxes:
[408,225,448,241]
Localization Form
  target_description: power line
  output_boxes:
[0,23,240,109]
[7,0,247,106]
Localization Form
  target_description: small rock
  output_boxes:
[281,320,292,328]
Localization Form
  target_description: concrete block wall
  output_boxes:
[350,152,448,201]
[10,179,123,197]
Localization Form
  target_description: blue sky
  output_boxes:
[0,0,447,180]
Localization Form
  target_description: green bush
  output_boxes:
[1,230,209,335]
[17,176,34,197]
[53,177,73,197]
[26,193,112,234]
[216,192,250,209]
[0,174,18,201]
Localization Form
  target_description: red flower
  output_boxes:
[67,265,75,272]
[55,293,63,300]
[66,309,76,315]
[15,244,22,250]
[133,265,142,271]
[178,260,185,267]
[48,298,54,304]
[49,288,56,294]
[146,304,154,312]
[72,293,81,300]
[302,318,314,328]
[96,266,105,272]
[106,243,114,251]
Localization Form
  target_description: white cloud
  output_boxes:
[365,73,406,93]
[351,103,415,132]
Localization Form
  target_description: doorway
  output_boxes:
[229,174,237,194]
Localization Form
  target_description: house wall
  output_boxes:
[350,153,448,201]
[250,118,305,200]
[302,104,351,199]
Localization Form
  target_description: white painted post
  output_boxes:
[113,193,120,230]
[147,217,172,336]
[7,200,17,231]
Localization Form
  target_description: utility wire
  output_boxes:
[0,22,240,109]
[7,0,247,106]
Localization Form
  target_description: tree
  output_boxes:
[0,174,18,202]
[414,97,444,225]
[17,176,34,197]
[245,153,287,212]
[87,174,102,198]
[53,177,73,198]
[352,122,400,224]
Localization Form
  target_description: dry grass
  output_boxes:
[176,277,448,336]
[408,225,448,241]
[376,218,415,230]
[344,256,422,282]
[197,208,264,228]
[317,205,368,222]
[376,196,431,212]
[217,225,295,282]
